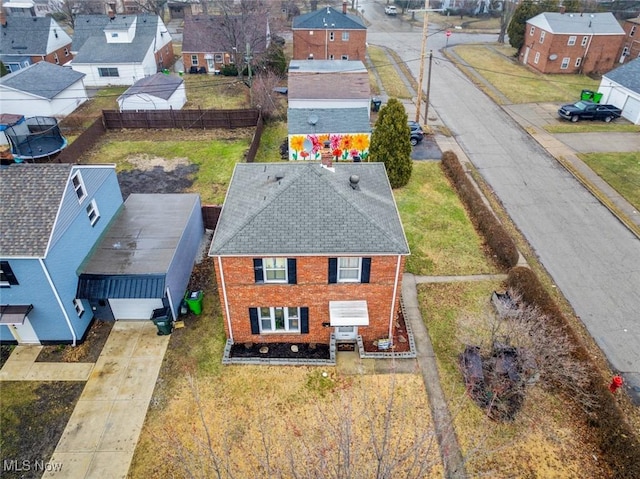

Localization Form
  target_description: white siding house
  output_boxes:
[598,58,640,125]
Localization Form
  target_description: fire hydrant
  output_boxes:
[609,375,624,394]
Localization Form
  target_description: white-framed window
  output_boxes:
[214,53,223,63]
[71,171,87,202]
[342,31,349,41]
[534,52,540,64]
[54,53,59,64]
[539,31,545,43]
[338,257,361,282]
[581,36,588,46]
[341,54,349,60]
[263,258,287,283]
[64,47,70,56]
[567,35,576,46]
[86,199,100,226]
[73,299,85,318]
[259,307,300,332]
[575,57,582,67]
[530,26,535,36]
[622,46,630,56]
[191,54,198,66]
[329,54,334,60]
[560,57,570,69]
[111,33,119,38]
[329,31,335,41]
[631,25,636,37]
[98,67,119,77]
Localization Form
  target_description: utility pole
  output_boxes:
[415,0,429,124]
[245,42,253,104]
[424,50,433,125]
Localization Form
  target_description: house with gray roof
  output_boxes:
[181,14,270,74]
[209,162,409,359]
[0,163,205,345]
[117,72,186,111]
[70,14,174,87]
[598,58,640,124]
[0,62,88,118]
[0,15,72,72]
[292,4,366,61]
[521,11,625,74]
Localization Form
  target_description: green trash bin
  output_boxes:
[593,92,603,103]
[184,290,203,315]
[581,89,594,101]
[150,307,173,335]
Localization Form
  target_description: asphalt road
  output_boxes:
[364,1,640,399]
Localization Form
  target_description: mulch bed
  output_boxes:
[36,320,113,363]
[362,307,411,353]
[230,342,331,360]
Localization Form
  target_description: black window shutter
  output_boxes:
[361,258,371,283]
[0,261,18,286]
[249,308,260,334]
[253,258,264,283]
[287,258,297,284]
[328,258,337,284]
[300,307,309,334]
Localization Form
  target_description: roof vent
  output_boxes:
[308,114,318,125]
[349,175,360,190]
[275,172,285,181]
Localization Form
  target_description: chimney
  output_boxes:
[321,152,333,169]
[343,2,348,14]
[108,10,115,20]
[559,6,565,14]
[0,10,7,28]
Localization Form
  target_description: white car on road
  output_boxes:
[385,5,397,15]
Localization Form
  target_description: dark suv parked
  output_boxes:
[408,121,424,146]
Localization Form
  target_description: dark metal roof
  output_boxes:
[0,61,85,100]
[76,274,165,299]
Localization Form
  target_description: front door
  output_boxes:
[206,58,215,73]
[8,317,40,344]
[334,326,357,342]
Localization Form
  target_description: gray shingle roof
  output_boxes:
[292,6,366,30]
[288,108,371,135]
[0,17,69,57]
[0,61,85,99]
[603,58,640,94]
[528,12,625,35]
[72,14,161,64]
[118,73,183,101]
[181,14,268,54]
[289,59,367,73]
[209,162,409,256]
[0,163,72,257]
[288,68,370,100]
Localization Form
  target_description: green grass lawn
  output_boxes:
[254,120,288,162]
[452,45,600,104]
[183,74,249,109]
[395,162,500,276]
[544,123,640,134]
[578,152,640,211]
[367,45,412,100]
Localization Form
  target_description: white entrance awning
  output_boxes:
[0,304,33,325]
[329,300,369,326]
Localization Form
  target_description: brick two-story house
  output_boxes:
[520,11,625,75]
[208,162,409,351]
[620,16,640,63]
[292,3,366,61]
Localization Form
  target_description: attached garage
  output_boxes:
[77,194,204,321]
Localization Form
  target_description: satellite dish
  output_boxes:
[303,138,313,153]
[549,54,558,60]
[308,115,318,125]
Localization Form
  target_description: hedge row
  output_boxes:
[440,151,519,270]
[507,267,640,478]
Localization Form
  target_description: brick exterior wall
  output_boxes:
[521,23,625,74]
[213,255,405,346]
[292,29,366,61]
[155,40,174,70]
[621,19,640,63]
[181,51,233,73]
[34,43,73,66]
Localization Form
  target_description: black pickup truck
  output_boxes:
[557,100,622,123]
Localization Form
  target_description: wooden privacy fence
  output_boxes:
[201,205,222,230]
[102,108,260,130]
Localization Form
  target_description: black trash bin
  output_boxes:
[150,307,173,336]
[371,98,382,112]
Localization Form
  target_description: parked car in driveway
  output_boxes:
[385,5,397,15]
[557,100,622,123]
[408,121,424,146]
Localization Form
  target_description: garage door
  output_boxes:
[622,96,640,123]
[108,298,164,320]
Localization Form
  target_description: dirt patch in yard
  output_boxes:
[118,154,198,199]
[36,320,113,363]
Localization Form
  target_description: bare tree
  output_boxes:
[250,70,286,119]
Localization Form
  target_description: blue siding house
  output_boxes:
[0,163,123,345]
[1,166,205,345]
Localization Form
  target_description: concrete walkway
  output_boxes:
[42,321,169,479]
[0,346,94,381]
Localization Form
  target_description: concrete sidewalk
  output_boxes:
[0,346,94,381]
[43,321,169,479]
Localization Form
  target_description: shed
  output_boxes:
[77,193,204,321]
[117,73,187,111]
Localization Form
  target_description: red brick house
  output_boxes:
[208,162,409,354]
[620,16,640,63]
[292,3,366,61]
[520,12,625,75]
